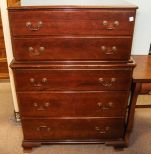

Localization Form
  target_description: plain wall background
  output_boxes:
[127,0,151,55]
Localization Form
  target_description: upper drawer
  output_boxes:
[13,69,132,91]
[12,37,132,61]
[9,9,136,36]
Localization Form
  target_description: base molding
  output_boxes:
[22,139,127,152]
[22,141,41,153]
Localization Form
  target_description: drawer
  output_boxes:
[13,37,132,61]
[17,91,129,117]
[140,83,151,95]
[9,9,136,36]
[13,69,132,91]
[22,118,125,140]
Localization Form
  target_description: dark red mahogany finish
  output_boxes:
[9,2,137,152]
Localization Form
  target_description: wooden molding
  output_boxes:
[136,105,151,108]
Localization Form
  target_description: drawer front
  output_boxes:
[9,10,136,36]
[13,37,132,61]
[13,69,132,91]
[22,118,125,140]
[17,91,129,117]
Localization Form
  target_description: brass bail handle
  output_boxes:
[97,102,113,110]
[28,46,45,56]
[33,102,50,111]
[95,126,110,134]
[98,78,116,87]
[102,20,120,30]
[36,126,51,132]
[26,21,43,31]
[101,46,117,55]
[30,77,48,87]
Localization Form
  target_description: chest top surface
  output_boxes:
[132,56,151,82]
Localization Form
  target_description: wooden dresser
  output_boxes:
[8,1,137,151]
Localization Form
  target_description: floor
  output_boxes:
[0,82,151,154]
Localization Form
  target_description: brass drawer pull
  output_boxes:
[101,46,117,55]
[30,78,35,83]
[97,102,113,110]
[102,20,120,30]
[36,126,51,132]
[95,126,110,134]
[42,78,48,83]
[30,78,48,88]
[33,102,50,111]
[98,78,116,87]
[26,21,43,31]
[28,46,45,56]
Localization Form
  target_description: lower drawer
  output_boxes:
[17,91,129,117]
[22,118,125,140]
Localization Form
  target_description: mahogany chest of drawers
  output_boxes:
[8,2,137,152]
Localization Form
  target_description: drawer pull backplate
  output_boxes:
[36,126,51,132]
[33,102,50,111]
[98,78,116,87]
[101,46,117,55]
[95,126,110,134]
[26,21,43,31]
[102,20,120,30]
[28,46,45,56]
[29,78,48,89]
[97,102,113,110]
